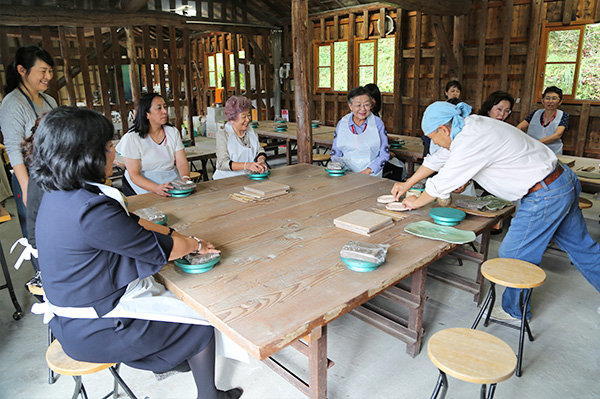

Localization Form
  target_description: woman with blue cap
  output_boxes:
[398,101,600,321]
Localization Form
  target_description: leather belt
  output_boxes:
[527,165,563,195]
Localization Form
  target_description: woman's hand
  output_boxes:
[391,182,411,201]
[194,238,220,255]
[246,161,268,173]
[153,182,173,197]
[359,167,372,175]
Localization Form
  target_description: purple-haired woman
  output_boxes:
[213,96,267,180]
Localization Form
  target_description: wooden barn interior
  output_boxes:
[1,1,600,399]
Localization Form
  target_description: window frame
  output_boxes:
[354,39,377,89]
[536,21,599,104]
[206,53,217,89]
[314,42,334,92]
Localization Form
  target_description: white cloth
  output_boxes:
[10,238,38,270]
[116,125,184,194]
[336,113,382,177]
[425,115,557,201]
[527,109,563,155]
[213,122,261,180]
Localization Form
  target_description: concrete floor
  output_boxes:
[1,154,600,399]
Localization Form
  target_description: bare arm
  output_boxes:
[123,157,172,197]
[516,120,529,133]
[174,149,190,179]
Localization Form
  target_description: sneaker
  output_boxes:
[489,306,525,325]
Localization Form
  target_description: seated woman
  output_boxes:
[332,86,389,177]
[31,107,242,399]
[479,91,515,122]
[116,93,190,196]
[444,80,462,101]
[516,86,568,154]
[213,96,267,180]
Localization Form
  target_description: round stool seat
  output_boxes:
[260,142,267,148]
[312,153,331,162]
[189,171,201,182]
[579,197,593,209]
[46,340,115,376]
[481,258,546,289]
[428,328,517,385]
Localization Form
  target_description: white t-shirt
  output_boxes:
[425,115,557,201]
[116,125,184,172]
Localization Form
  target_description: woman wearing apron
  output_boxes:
[116,93,190,196]
[213,96,267,180]
[517,86,568,155]
[332,86,389,177]
[0,46,56,239]
[31,107,242,399]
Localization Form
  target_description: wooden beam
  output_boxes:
[348,12,356,90]
[575,102,590,157]
[431,16,459,79]
[379,8,386,38]
[452,15,464,81]
[93,27,111,118]
[183,27,194,145]
[475,0,488,111]
[379,0,473,16]
[156,26,168,101]
[521,0,544,118]
[169,26,182,128]
[562,0,574,25]
[392,8,404,134]
[292,0,313,165]
[58,26,76,106]
[233,33,241,96]
[363,10,369,39]
[333,15,339,41]
[125,26,141,106]
[411,12,422,137]
[111,27,129,133]
[121,0,150,12]
[142,25,153,92]
[76,27,94,109]
[500,0,513,92]
[41,26,59,102]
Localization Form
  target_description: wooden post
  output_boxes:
[93,27,111,119]
[271,30,282,118]
[500,0,513,92]
[142,25,153,92]
[453,15,464,81]
[411,12,422,137]
[156,25,168,101]
[475,0,488,111]
[41,26,59,102]
[521,0,544,119]
[233,33,241,96]
[183,27,194,145]
[348,13,355,90]
[292,0,312,165]
[76,27,94,109]
[125,26,141,107]
[575,102,590,157]
[58,26,76,106]
[393,8,404,134]
[111,27,128,133]
[169,26,182,129]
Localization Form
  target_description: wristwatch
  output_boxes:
[190,236,202,254]
[168,227,176,236]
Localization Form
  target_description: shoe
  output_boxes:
[488,306,528,325]
[153,360,191,381]
[217,388,243,399]
[490,228,503,235]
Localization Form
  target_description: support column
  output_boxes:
[292,0,312,164]
[271,29,282,119]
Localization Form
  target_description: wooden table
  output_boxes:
[559,155,600,194]
[127,165,511,398]
[387,134,425,176]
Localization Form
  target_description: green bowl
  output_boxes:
[247,170,270,179]
[154,215,167,225]
[174,256,220,274]
[429,207,466,226]
[341,257,382,272]
[275,127,288,132]
[311,123,320,128]
[183,140,192,147]
[168,187,195,198]
[325,167,347,176]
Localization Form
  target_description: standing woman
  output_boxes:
[0,46,56,238]
[516,86,568,154]
[213,96,267,180]
[332,86,389,177]
[116,93,190,196]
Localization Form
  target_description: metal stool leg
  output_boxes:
[48,328,56,384]
[0,243,23,320]
[107,364,138,399]
[430,370,448,399]
[516,289,534,377]
[472,283,495,329]
[71,376,88,399]
[480,384,487,399]
[487,383,497,399]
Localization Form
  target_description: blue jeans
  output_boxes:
[499,165,600,318]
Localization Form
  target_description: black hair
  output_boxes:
[347,86,373,104]
[30,107,114,191]
[444,80,462,97]
[543,86,563,101]
[364,84,382,116]
[478,91,515,116]
[129,92,167,138]
[3,46,55,95]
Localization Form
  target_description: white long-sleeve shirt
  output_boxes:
[425,115,557,201]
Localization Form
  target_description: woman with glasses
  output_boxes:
[479,91,515,122]
[332,86,389,177]
[516,86,568,154]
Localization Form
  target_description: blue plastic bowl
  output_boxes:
[341,257,382,272]
[174,256,220,274]
[247,170,270,180]
[429,207,466,226]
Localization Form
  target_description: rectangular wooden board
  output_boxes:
[333,209,392,233]
[243,182,290,196]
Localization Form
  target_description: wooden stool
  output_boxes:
[579,197,593,209]
[428,328,516,399]
[312,153,330,167]
[472,258,546,377]
[46,339,137,399]
[189,171,202,183]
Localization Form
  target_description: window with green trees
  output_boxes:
[315,41,348,91]
[228,51,246,90]
[538,23,600,101]
[356,38,395,92]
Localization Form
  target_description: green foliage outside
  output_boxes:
[543,24,600,101]
[377,38,395,92]
[215,53,224,88]
[333,42,348,91]
[208,55,216,87]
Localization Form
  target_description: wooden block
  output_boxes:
[240,190,288,199]
[0,205,11,223]
[333,210,392,234]
[243,182,290,196]
[558,157,576,168]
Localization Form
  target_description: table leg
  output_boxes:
[201,159,209,181]
[308,325,327,399]
[406,267,427,357]
[286,138,292,165]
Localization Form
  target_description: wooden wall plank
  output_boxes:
[169,26,182,129]
[156,25,168,101]
[183,27,194,144]
[76,27,94,108]
[363,10,369,39]
[93,27,111,118]
[521,0,544,119]
[320,17,325,42]
[125,26,141,106]
[110,27,128,133]
[58,26,76,106]
[233,33,241,95]
[348,12,355,90]
[263,36,274,120]
[393,8,404,134]
[198,38,208,113]
[575,102,590,156]
[475,0,488,111]
[411,11,422,137]
[562,0,574,25]
[333,15,339,41]
[500,0,513,91]
[221,33,229,104]
[41,25,59,102]
[452,15,464,81]
[379,8,386,38]
[142,25,153,92]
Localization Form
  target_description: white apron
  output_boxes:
[337,113,382,177]
[213,123,260,180]
[31,183,248,362]
[125,167,179,195]
[527,109,563,155]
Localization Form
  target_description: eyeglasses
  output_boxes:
[351,102,371,109]
[492,106,511,115]
[543,96,560,101]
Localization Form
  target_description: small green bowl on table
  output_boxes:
[247,170,271,180]
[341,257,383,272]
[174,256,221,274]
[324,167,347,177]
[167,188,195,198]
[429,207,466,226]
